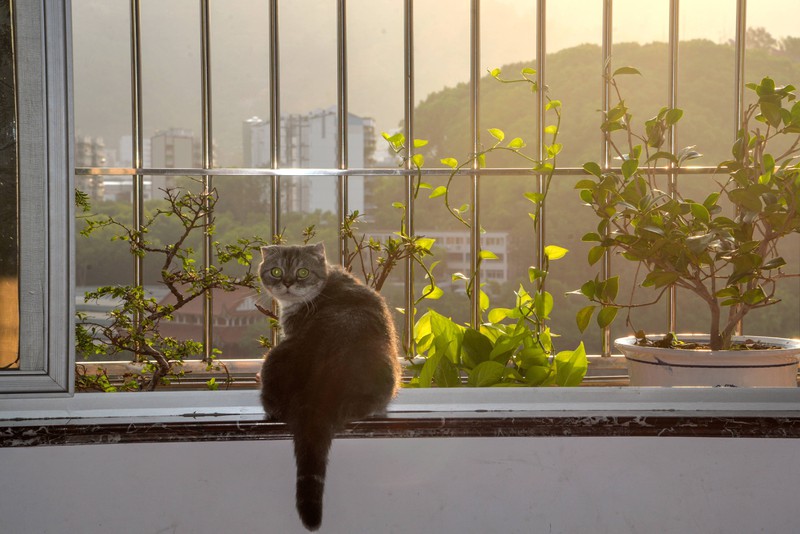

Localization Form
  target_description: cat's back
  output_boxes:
[281,265,395,340]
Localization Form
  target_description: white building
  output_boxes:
[243,108,376,214]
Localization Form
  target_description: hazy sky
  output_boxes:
[71,0,800,167]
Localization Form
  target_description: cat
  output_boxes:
[258,242,401,531]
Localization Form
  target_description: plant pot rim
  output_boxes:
[615,334,800,369]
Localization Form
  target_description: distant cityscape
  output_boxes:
[75,109,510,298]
[76,107,379,214]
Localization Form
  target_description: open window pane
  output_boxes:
[0,0,18,370]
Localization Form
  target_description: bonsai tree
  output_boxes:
[76,181,270,391]
[575,68,800,351]
[75,181,438,391]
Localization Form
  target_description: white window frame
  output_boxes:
[0,0,74,396]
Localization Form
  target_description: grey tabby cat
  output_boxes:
[258,242,401,531]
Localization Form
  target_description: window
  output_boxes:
[73,0,799,385]
[2,0,799,401]
[0,0,73,395]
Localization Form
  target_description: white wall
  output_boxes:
[1,436,797,534]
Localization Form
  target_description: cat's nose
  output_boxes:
[282,279,293,288]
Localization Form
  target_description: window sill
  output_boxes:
[2,388,800,447]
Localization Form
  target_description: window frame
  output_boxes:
[0,0,74,396]
[2,0,799,422]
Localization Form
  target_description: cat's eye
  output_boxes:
[269,267,283,278]
[296,268,310,279]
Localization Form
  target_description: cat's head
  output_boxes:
[259,242,328,305]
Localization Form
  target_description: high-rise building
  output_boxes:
[243,108,375,214]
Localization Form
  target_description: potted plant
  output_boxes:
[574,67,800,386]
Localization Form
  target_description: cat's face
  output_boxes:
[259,243,328,305]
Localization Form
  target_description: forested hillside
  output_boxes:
[78,38,800,355]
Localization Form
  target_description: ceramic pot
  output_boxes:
[615,334,800,387]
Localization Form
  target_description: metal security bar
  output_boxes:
[74,0,756,366]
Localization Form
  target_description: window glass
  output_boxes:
[0,0,18,370]
[68,0,800,392]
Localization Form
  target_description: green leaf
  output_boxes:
[703,192,720,209]
[545,99,562,110]
[507,137,526,149]
[576,306,596,333]
[528,267,546,283]
[544,125,558,134]
[524,192,544,204]
[479,290,490,311]
[690,202,711,224]
[418,350,444,388]
[429,186,447,199]
[434,357,462,387]
[488,307,515,324]
[547,143,563,157]
[416,237,436,251]
[422,284,443,300]
[596,306,618,329]
[742,286,767,305]
[621,158,639,179]
[642,270,680,288]
[479,250,499,260]
[461,328,493,368]
[555,342,588,387]
[580,280,596,299]
[489,67,502,78]
[665,108,683,126]
[413,139,429,148]
[544,245,568,260]
[588,245,605,266]
[518,347,548,370]
[468,361,507,387]
[599,276,619,301]
[760,101,783,128]
[488,128,505,142]
[728,189,762,213]
[762,257,786,270]
[583,161,603,178]
[441,157,459,168]
[534,291,554,320]
[411,153,424,168]
[613,66,641,76]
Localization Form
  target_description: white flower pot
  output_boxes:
[615,335,800,387]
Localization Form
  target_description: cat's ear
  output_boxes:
[311,242,326,258]
[261,245,279,260]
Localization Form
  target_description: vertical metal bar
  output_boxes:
[733,0,747,336]
[268,0,281,346]
[130,0,144,284]
[200,0,214,360]
[469,0,481,329]
[734,0,747,135]
[535,0,546,280]
[269,0,281,234]
[667,0,679,333]
[403,0,415,354]
[600,0,612,357]
[337,0,349,265]
[129,0,144,357]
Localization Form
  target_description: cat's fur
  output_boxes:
[258,243,401,531]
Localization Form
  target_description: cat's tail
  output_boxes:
[293,422,334,531]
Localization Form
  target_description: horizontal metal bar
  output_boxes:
[76,165,731,177]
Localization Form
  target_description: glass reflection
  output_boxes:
[0,0,19,370]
